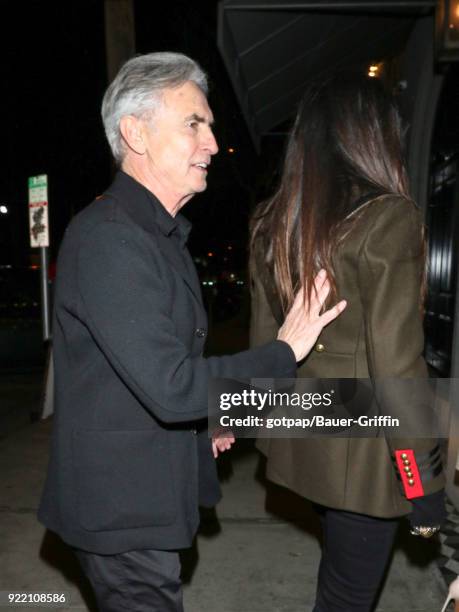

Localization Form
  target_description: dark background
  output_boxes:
[0,0,274,269]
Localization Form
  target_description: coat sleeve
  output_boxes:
[358,197,444,498]
[76,221,297,424]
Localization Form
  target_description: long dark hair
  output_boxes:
[251,73,414,312]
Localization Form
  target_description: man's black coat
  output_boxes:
[38,171,296,554]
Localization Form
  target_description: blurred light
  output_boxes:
[207,252,214,257]
[228,148,235,154]
[0,205,8,214]
[435,0,459,62]
[368,63,380,78]
[227,245,233,251]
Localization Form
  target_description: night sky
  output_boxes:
[0,0,264,268]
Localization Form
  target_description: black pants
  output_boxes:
[312,505,399,612]
[74,547,183,612]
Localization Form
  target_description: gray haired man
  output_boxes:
[38,52,345,611]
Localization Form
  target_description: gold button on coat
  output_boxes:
[408,478,415,485]
[315,343,325,353]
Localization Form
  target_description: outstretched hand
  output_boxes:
[277,269,346,362]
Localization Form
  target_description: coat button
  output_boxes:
[401,453,408,459]
[408,478,415,486]
[315,343,325,353]
[195,328,206,338]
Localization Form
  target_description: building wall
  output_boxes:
[401,16,459,509]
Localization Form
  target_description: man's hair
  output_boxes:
[101,52,208,164]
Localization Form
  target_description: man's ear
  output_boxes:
[119,115,146,155]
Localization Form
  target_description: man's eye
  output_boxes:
[187,122,198,129]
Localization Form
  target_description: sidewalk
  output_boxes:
[0,419,447,612]
[0,369,44,438]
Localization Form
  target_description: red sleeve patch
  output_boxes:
[394,449,425,499]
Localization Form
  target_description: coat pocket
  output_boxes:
[73,429,176,531]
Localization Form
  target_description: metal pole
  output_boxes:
[104,0,136,83]
[40,246,51,342]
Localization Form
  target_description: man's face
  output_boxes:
[141,81,218,206]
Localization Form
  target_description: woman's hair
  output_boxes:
[251,72,413,312]
[101,52,208,165]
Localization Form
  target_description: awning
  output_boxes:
[217,0,435,149]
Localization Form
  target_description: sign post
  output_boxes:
[28,174,51,342]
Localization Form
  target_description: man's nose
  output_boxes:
[203,130,219,155]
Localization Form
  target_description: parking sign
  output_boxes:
[28,174,49,248]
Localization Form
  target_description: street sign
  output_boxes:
[28,174,49,248]
[28,174,51,343]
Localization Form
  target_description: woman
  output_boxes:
[250,73,446,611]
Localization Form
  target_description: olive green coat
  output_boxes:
[250,195,445,518]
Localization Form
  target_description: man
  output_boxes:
[38,52,345,611]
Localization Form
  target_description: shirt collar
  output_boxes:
[115,170,192,246]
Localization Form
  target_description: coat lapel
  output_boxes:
[105,171,203,306]
[156,233,203,306]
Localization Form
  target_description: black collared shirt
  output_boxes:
[116,170,192,248]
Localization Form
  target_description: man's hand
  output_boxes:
[212,429,236,458]
[277,270,346,362]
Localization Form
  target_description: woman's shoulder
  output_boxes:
[344,194,422,243]
[336,194,423,261]
[357,194,424,262]
[349,193,420,222]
